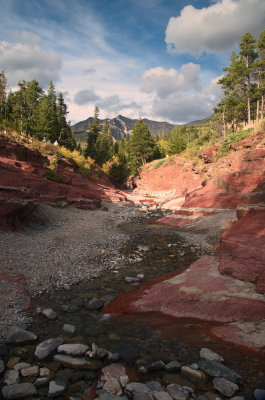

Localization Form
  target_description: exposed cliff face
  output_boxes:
[0,135,126,230]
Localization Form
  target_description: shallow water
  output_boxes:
[26,216,265,397]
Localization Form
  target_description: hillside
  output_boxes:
[0,133,126,230]
[71,114,176,142]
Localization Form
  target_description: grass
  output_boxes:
[217,129,253,157]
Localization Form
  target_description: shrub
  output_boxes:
[43,169,67,184]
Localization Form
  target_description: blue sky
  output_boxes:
[0,0,265,124]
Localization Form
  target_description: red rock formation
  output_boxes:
[0,136,126,230]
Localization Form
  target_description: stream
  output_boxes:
[4,210,265,399]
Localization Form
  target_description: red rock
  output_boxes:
[0,136,127,229]
[199,144,220,163]
[219,210,265,291]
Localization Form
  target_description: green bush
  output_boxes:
[151,158,167,170]
[43,169,67,184]
[218,129,253,157]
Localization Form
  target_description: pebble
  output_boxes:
[2,382,37,399]
[4,370,20,385]
[85,297,105,310]
[5,326,37,344]
[48,380,67,397]
[35,337,64,360]
[62,323,76,335]
[54,354,102,369]
[165,361,181,372]
[213,377,239,397]
[200,348,224,363]
[254,389,265,400]
[103,377,123,395]
[57,343,89,356]
[0,360,5,375]
[13,362,31,371]
[198,359,243,384]
[21,365,39,377]
[42,308,57,320]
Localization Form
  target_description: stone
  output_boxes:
[6,357,20,369]
[2,383,37,399]
[165,361,181,373]
[97,393,128,400]
[125,276,140,283]
[21,365,39,377]
[134,393,154,400]
[198,359,243,384]
[40,367,51,377]
[146,381,164,392]
[0,360,4,375]
[254,390,265,400]
[200,348,224,363]
[61,303,79,312]
[13,362,31,371]
[125,382,152,396]
[101,364,126,381]
[167,384,193,400]
[57,343,89,356]
[54,354,102,369]
[119,375,129,388]
[35,377,50,388]
[62,323,76,335]
[161,375,195,390]
[153,392,173,400]
[6,326,37,344]
[103,378,122,395]
[87,343,109,359]
[213,377,239,397]
[181,366,208,382]
[4,370,20,385]
[48,380,67,397]
[148,360,165,371]
[85,298,105,310]
[35,337,64,360]
[42,308,57,320]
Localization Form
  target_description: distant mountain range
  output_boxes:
[71,115,176,142]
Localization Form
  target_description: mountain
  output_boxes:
[71,115,176,142]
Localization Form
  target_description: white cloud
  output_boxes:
[141,64,201,97]
[74,89,100,105]
[152,92,215,123]
[166,0,265,55]
[0,40,62,87]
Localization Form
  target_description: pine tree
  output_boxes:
[167,127,186,155]
[57,92,76,149]
[239,33,257,124]
[24,79,43,135]
[128,119,158,172]
[35,81,58,142]
[96,120,113,165]
[85,106,100,159]
[256,29,265,120]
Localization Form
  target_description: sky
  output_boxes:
[0,0,265,124]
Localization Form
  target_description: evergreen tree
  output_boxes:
[128,119,158,172]
[256,29,265,120]
[24,79,43,135]
[239,32,257,124]
[57,92,76,149]
[167,127,186,155]
[85,106,100,159]
[96,120,113,165]
[35,81,58,141]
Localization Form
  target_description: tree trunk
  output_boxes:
[262,95,264,120]
[247,96,251,125]
[256,99,260,122]
[222,111,226,138]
